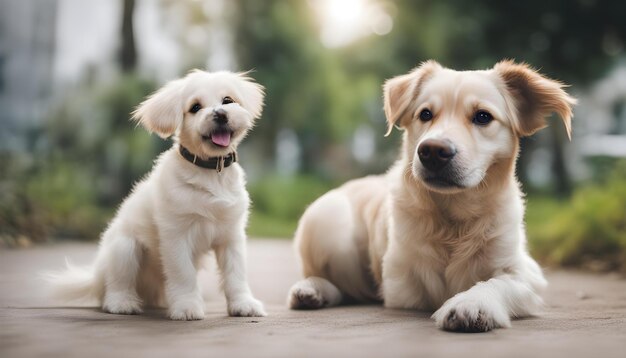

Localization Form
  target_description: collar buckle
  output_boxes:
[216,156,225,173]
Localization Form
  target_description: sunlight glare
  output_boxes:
[326,0,363,26]
[311,0,393,48]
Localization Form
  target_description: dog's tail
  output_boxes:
[42,258,104,303]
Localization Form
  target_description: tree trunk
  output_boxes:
[119,0,136,72]
[550,124,571,197]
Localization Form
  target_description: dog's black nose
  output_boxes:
[213,109,228,125]
[418,139,456,172]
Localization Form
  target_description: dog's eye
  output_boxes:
[189,103,202,114]
[222,96,235,105]
[472,110,493,125]
[419,109,433,122]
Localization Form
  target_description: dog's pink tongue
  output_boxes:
[211,132,231,147]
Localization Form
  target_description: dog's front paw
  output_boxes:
[228,296,267,317]
[169,298,205,321]
[432,294,510,333]
[103,292,143,315]
[288,284,325,309]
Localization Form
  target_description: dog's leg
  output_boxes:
[101,235,143,315]
[214,235,266,317]
[160,236,205,320]
[287,277,343,309]
[381,245,446,311]
[432,272,546,332]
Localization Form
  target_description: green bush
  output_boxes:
[247,211,298,239]
[247,175,334,238]
[25,162,112,240]
[0,74,160,245]
[527,162,626,273]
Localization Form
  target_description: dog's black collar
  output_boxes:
[178,145,237,173]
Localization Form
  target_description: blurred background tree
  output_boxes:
[0,0,625,272]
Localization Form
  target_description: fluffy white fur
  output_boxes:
[45,70,267,320]
[288,60,576,332]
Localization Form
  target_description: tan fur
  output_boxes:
[288,60,575,332]
[384,60,442,135]
[494,60,576,139]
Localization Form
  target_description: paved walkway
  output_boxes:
[1,240,625,357]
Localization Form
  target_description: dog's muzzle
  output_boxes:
[417,139,465,189]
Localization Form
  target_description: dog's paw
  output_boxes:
[169,299,205,321]
[103,292,143,315]
[288,285,325,310]
[436,307,496,333]
[432,294,510,333]
[228,296,267,317]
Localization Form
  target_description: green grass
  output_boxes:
[246,174,334,239]
[248,210,297,239]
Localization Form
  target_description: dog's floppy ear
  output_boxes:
[494,60,576,139]
[383,60,441,136]
[132,78,186,138]
[237,73,265,119]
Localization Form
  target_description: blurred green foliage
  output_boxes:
[527,161,626,273]
[247,175,336,238]
[234,1,389,175]
[1,75,163,243]
[249,175,334,222]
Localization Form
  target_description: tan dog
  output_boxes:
[287,60,575,332]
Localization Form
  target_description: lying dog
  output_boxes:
[46,70,267,320]
[288,60,575,332]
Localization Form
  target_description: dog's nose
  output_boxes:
[213,109,228,125]
[418,139,457,172]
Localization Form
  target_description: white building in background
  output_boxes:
[0,0,57,150]
[576,64,626,158]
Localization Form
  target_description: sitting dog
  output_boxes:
[46,70,267,320]
[287,60,575,332]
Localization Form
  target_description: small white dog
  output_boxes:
[288,60,575,332]
[46,70,267,320]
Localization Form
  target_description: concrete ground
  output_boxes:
[1,240,625,358]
